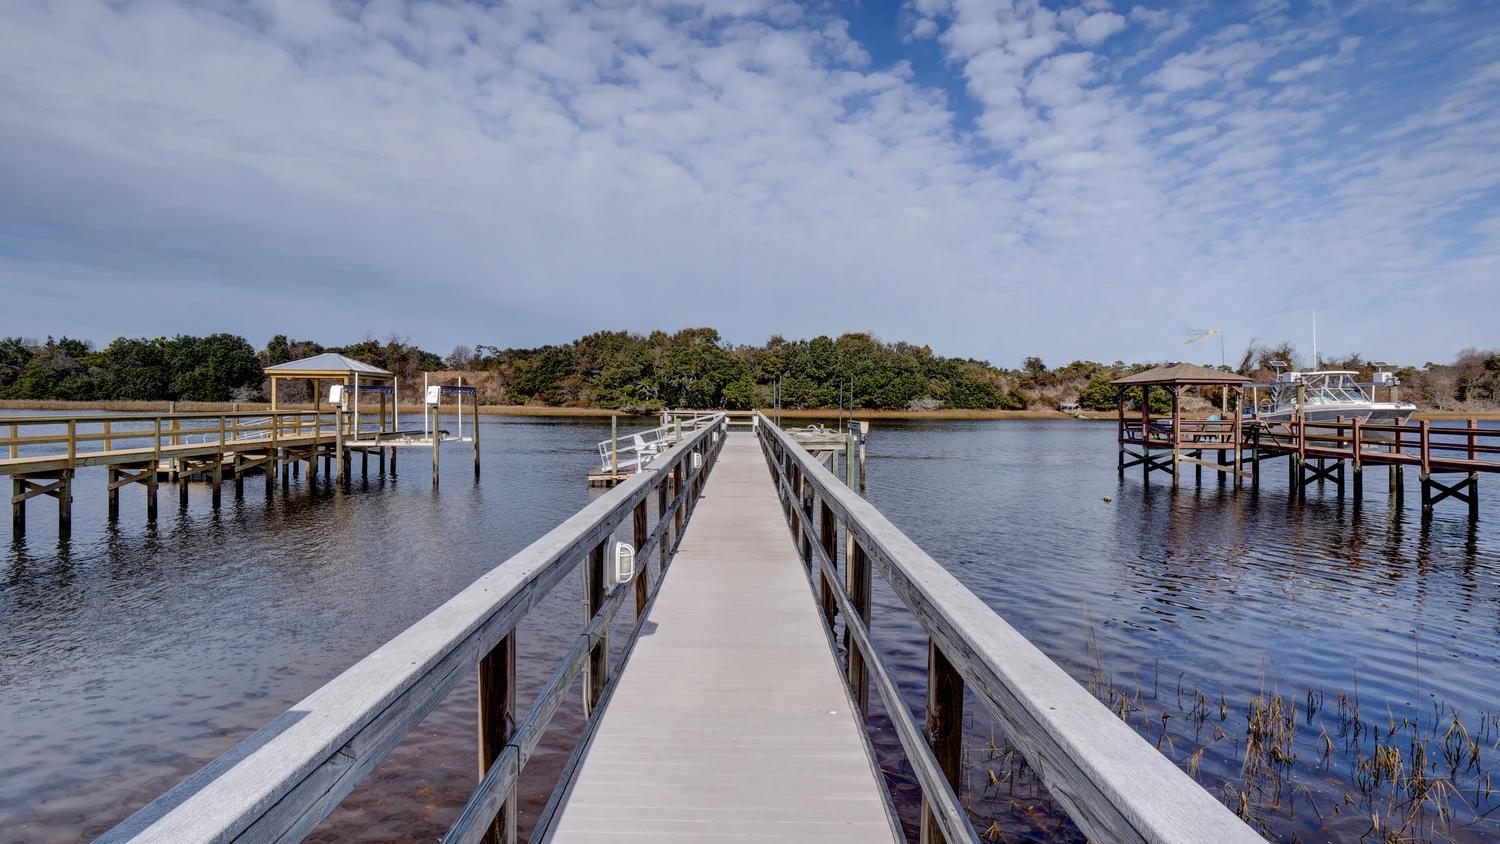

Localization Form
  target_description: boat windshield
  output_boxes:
[1297,372,1371,405]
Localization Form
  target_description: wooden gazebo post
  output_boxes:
[1170,385,1181,486]
[1140,386,1150,481]
[1116,387,1126,477]
[1233,386,1244,487]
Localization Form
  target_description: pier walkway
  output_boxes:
[103,412,1257,844]
[546,434,897,842]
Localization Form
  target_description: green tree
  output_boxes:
[162,334,262,401]
[0,337,32,393]
[97,337,170,399]
[8,338,99,400]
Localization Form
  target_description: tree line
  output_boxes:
[1,330,1496,412]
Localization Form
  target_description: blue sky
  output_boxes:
[1,0,1497,368]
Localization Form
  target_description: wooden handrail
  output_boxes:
[757,412,1257,843]
[100,416,728,844]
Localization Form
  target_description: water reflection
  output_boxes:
[2,416,1498,842]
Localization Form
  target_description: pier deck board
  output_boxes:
[546,433,896,843]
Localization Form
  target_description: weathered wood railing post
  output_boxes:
[104,421,120,519]
[846,541,870,713]
[148,418,160,521]
[921,641,964,844]
[431,409,440,488]
[478,632,517,844]
[584,541,608,715]
[1351,416,1363,502]
[1469,418,1481,521]
[212,415,225,508]
[1420,420,1432,511]
[818,501,837,627]
[657,475,670,572]
[798,472,812,566]
[60,419,76,536]
[633,500,650,617]
[672,462,684,540]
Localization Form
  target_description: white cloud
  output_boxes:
[1073,11,1127,45]
[0,0,1496,365]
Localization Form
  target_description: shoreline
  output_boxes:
[1,399,1496,422]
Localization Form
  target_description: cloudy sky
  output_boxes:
[1,0,1496,367]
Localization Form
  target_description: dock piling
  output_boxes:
[583,541,608,715]
[108,469,120,519]
[477,631,517,844]
[921,641,964,844]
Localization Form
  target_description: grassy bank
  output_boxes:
[3,399,1496,422]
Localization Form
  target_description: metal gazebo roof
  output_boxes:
[263,353,393,378]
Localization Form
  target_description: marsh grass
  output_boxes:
[948,625,1500,843]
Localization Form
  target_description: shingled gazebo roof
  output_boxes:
[1111,363,1252,387]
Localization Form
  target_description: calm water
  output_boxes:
[2,416,1498,842]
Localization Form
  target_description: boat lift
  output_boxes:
[343,372,480,485]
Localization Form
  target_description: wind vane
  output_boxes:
[1185,327,1225,367]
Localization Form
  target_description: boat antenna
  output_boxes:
[1312,308,1318,369]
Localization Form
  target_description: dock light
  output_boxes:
[612,542,636,584]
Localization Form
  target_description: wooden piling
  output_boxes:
[846,541,871,714]
[1420,420,1432,511]
[921,641,964,844]
[58,471,72,537]
[584,541,608,715]
[146,461,158,522]
[672,463,684,542]
[632,500,649,617]
[818,501,836,627]
[108,468,120,519]
[477,631,517,844]
[657,475,669,572]
[431,414,441,488]
[11,478,24,535]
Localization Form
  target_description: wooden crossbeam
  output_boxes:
[1176,453,1251,479]
[1425,475,1476,506]
[11,476,68,504]
[1301,460,1342,484]
[234,452,276,473]
[108,466,155,490]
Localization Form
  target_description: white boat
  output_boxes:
[1254,369,1416,426]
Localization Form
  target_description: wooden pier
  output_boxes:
[547,434,897,841]
[1114,365,1498,519]
[102,412,1255,844]
[3,405,478,537]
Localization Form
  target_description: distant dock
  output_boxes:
[1112,364,1497,519]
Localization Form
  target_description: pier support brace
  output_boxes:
[1421,472,1479,519]
[10,471,73,538]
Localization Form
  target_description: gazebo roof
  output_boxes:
[263,353,392,378]
[1111,363,1252,387]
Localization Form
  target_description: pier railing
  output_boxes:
[756,412,1258,843]
[1253,417,1499,469]
[100,414,727,844]
[1,409,345,468]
